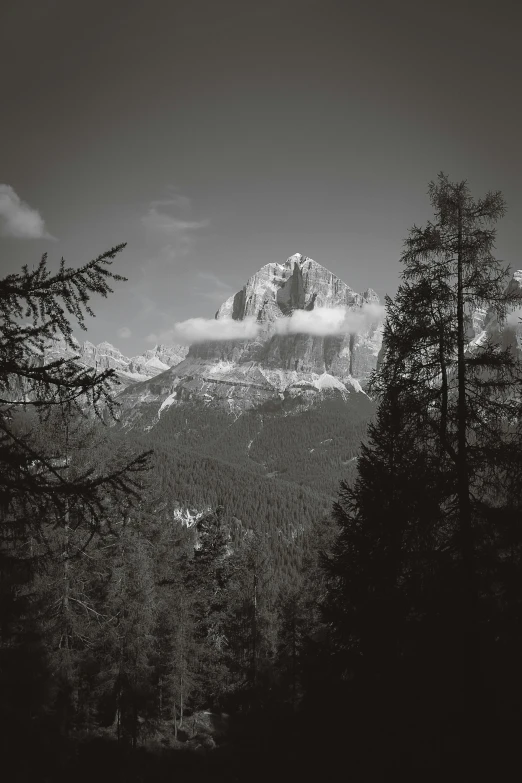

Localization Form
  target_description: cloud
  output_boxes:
[147,316,260,346]
[146,303,386,346]
[142,210,208,237]
[196,271,235,302]
[150,193,192,211]
[274,303,386,336]
[139,194,208,276]
[275,307,346,336]
[0,184,55,239]
[197,271,230,289]
[141,194,207,257]
[117,326,132,339]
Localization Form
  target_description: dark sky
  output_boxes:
[1,0,521,354]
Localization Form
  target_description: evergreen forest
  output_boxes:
[2,175,522,779]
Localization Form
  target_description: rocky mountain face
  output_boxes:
[117,253,384,423]
[45,338,188,387]
[209,252,381,375]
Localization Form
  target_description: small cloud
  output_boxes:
[346,302,386,331]
[197,271,230,289]
[140,194,208,262]
[0,184,55,239]
[151,193,192,211]
[142,210,208,236]
[117,326,132,339]
[196,271,234,302]
[275,307,346,337]
[147,316,260,346]
[275,303,386,337]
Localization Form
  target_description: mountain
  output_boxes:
[105,253,381,526]
[117,253,383,424]
[45,337,188,387]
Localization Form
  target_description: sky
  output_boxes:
[1,0,521,356]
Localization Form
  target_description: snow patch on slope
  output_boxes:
[312,372,347,391]
[158,390,179,417]
[144,356,170,372]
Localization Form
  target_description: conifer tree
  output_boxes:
[0,245,150,751]
[94,515,157,748]
[0,244,150,536]
[153,513,200,736]
[325,175,522,755]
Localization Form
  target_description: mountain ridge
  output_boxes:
[45,337,188,387]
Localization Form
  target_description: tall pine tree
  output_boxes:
[325,174,522,767]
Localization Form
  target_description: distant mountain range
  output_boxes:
[45,337,188,386]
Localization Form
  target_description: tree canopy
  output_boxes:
[0,244,150,535]
[323,174,522,765]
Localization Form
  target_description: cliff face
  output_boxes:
[117,253,384,423]
[190,253,381,377]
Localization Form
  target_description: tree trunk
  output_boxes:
[292,609,297,712]
[438,325,448,453]
[132,700,137,750]
[179,674,184,728]
[456,196,479,720]
[252,569,257,691]
[61,498,73,736]
[456,200,475,591]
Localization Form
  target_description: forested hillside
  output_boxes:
[4,176,522,779]
[130,390,374,498]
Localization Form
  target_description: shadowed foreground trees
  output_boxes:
[322,174,522,768]
[0,245,151,766]
[3,180,522,778]
[0,244,151,540]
